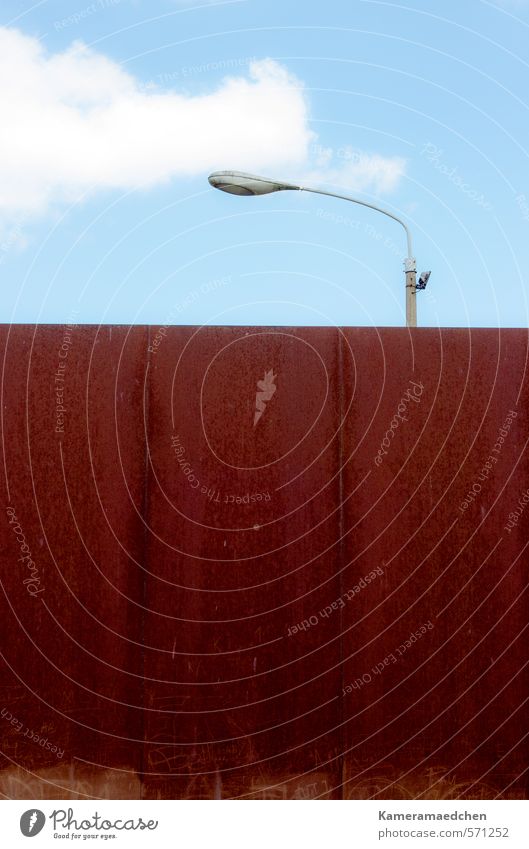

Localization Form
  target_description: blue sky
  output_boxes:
[0,0,528,327]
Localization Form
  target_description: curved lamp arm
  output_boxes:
[299,185,414,262]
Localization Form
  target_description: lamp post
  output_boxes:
[208,170,427,327]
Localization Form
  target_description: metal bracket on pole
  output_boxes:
[404,257,417,328]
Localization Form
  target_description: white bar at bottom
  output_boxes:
[2,799,528,848]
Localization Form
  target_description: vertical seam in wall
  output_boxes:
[338,327,345,800]
[139,325,151,798]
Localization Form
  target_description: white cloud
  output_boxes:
[0,27,406,227]
[304,146,406,195]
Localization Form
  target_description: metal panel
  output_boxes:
[341,328,529,799]
[0,325,147,798]
[142,327,343,799]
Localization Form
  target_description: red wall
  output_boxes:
[0,325,527,799]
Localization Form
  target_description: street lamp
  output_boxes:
[208,170,429,327]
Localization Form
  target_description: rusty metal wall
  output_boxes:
[0,325,527,799]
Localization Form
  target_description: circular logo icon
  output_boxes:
[20,809,46,837]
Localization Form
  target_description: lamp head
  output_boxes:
[208,171,300,196]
